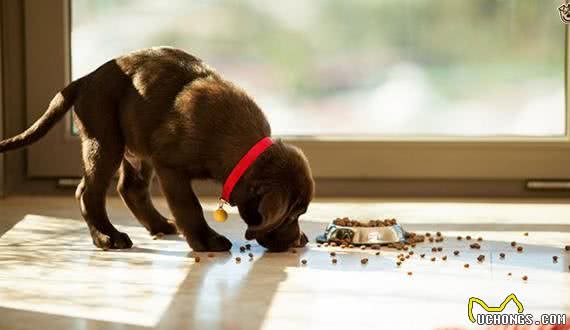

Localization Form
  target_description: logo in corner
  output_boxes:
[559,2,570,24]
[468,293,524,323]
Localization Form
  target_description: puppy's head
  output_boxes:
[234,141,314,251]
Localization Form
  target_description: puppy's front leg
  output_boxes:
[155,166,232,252]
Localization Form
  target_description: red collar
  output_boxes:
[221,137,273,204]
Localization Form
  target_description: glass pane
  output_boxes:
[71,0,565,137]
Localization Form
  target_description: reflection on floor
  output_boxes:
[0,196,569,330]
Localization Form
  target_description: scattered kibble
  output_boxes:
[437,247,443,252]
[466,235,472,240]
[348,244,355,248]
[248,252,254,258]
[553,256,559,263]
[194,256,201,263]
[432,247,437,252]
[477,255,485,262]
[436,232,442,237]
[245,244,251,250]
[396,261,402,266]
[405,255,410,259]
[464,263,470,268]
[517,246,523,252]
[207,253,214,258]
[371,244,381,250]
[565,245,570,251]
[470,243,481,249]
[360,245,366,250]
[477,237,483,242]
[508,272,512,276]
[409,251,414,255]
[330,252,336,257]
[425,232,431,237]
[239,246,246,253]
[361,258,368,265]
[522,275,528,281]
[499,252,506,259]
[431,257,436,262]
[524,232,529,236]
[340,244,346,249]
[330,242,337,247]
[457,236,462,240]
[317,244,321,248]
[375,251,380,256]
[428,237,435,243]
[420,254,426,258]
[442,255,448,261]
[332,258,337,264]
[291,249,297,254]
[511,241,517,247]
[301,259,307,265]
[407,272,413,276]
[235,257,241,263]
[453,250,460,256]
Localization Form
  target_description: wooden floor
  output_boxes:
[0,196,569,330]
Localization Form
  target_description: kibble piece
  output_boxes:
[437,247,443,252]
[432,247,437,252]
[553,256,559,263]
[375,251,380,256]
[340,244,346,249]
[360,245,366,250]
[470,243,481,249]
[453,250,460,256]
[466,235,472,240]
[396,261,402,266]
[464,263,470,268]
[511,241,517,247]
[477,237,483,242]
[316,244,321,248]
[407,272,413,276]
[431,257,436,262]
[330,251,336,257]
[499,252,506,258]
[436,231,442,237]
[361,258,368,265]
[420,253,425,258]
[522,275,528,281]
[524,232,529,236]
[207,253,214,258]
[405,255,410,259]
[477,255,485,262]
[248,252,254,258]
[239,246,246,253]
[301,259,307,265]
[517,246,523,252]
[291,249,298,254]
[235,257,241,263]
[457,236,462,240]
[332,258,337,264]
[428,237,434,243]
[442,255,448,261]
[425,232,431,237]
[508,272,512,276]
[348,244,355,249]
[371,244,381,250]
[330,242,337,247]
[245,243,252,250]
[409,251,414,255]
[565,245,570,251]
[411,243,416,248]
[194,256,201,263]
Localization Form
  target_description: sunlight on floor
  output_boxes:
[0,215,198,327]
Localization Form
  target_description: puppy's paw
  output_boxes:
[91,231,133,250]
[149,219,178,236]
[188,233,232,252]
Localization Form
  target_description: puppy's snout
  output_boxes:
[296,232,308,247]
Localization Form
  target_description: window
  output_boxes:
[72,0,565,137]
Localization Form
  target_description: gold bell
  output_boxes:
[213,199,228,222]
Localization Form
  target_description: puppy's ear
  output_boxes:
[245,191,288,240]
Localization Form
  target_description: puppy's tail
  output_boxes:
[0,78,83,153]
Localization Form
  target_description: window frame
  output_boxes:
[22,0,570,185]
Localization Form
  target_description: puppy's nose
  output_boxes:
[298,232,308,247]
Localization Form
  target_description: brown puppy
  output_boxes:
[0,47,314,252]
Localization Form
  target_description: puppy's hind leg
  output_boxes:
[77,138,133,249]
[117,158,178,236]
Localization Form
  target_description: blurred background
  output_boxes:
[72,0,565,138]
